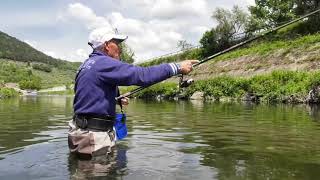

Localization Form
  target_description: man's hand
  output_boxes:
[178,60,199,75]
[121,97,129,106]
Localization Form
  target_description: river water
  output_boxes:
[0,96,320,179]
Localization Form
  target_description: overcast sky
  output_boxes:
[0,0,255,62]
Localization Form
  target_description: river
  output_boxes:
[0,96,320,179]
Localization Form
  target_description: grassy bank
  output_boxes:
[0,60,77,89]
[120,70,320,103]
[138,33,320,67]
[38,89,74,96]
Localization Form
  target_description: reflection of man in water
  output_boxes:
[68,145,128,179]
[68,27,198,157]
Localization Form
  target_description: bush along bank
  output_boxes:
[0,87,19,99]
[121,70,320,104]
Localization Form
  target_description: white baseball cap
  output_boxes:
[88,27,128,49]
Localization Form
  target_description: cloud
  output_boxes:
[62,3,187,61]
[76,49,89,59]
[57,0,254,62]
[150,0,208,19]
[66,3,110,30]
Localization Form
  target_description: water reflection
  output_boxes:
[1,97,320,179]
[307,104,320,122]
[68,145,128,179]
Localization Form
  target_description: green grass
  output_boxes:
[213,33,320,63]
[38,89,74,95]
[0,59,77,89]
[120,70,320,103]
[137,32,320,67]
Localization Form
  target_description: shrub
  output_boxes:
[32,63,52,72]
[0,87,19,98]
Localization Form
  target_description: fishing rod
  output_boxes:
[116,8,320,101]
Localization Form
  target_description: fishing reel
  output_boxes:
[179,75,194,88]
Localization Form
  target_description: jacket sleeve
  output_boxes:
[97,59,179,86]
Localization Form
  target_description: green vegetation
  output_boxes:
[121,70,320,103]
[213,32,320,62]
[0,60,77,89]
[19,77,41,90]
[38,89,74,95]
[120,43,135,63]
[0,87,19,98]
[0,30,80,90]
[186,70,315,102]
[138,32,320,67]
[0,31,77,68]
[32,63,52,73]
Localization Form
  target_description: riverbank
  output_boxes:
[120,70,320,104]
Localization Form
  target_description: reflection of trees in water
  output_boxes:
[0,96,74,152]
[307,104,320,122]
[68,145,128,179]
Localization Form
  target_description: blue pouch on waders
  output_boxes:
[114,113,127,140]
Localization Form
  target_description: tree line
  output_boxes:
[200,0,320,57]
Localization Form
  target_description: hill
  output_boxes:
[0,31,81,89]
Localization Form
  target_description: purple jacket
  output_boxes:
[74,50,179,116]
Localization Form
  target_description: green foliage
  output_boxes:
[249,0,320,34]
[0,60,37,83]
[0,30,80,89]
[185,70,317,102]
[32,63,52,73]
[200,6,250,58]
[19,76,41,90]
[0,31,78,67]
[213,32,320,62]
[38,89,74,95]
[123,70,320,103]
[0,87,19,98]
[249,0,296,28]
[120,43,135,64]
[186,76,248,98]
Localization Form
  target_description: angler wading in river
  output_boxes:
[68,27,199,158]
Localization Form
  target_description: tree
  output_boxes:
[19,76,41,90]
[200,6,250,57]
[120,43,135,64]
[249,0,296,28]
[199,29,219,57]
[177,40,193,51]
[249,0,320,33]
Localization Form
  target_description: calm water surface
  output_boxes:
[0,96,320,179]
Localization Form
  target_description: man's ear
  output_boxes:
[104,42,109,52]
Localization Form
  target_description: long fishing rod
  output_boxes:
[116,8,320,101]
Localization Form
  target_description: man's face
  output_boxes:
[105,40,122,60]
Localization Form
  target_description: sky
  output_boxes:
[0,0,255,62]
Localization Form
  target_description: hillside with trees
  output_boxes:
[0,31,81,92]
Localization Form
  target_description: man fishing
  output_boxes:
[68,27,199,157]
